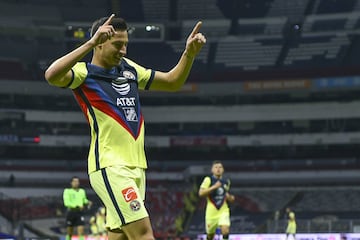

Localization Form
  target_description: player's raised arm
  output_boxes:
[44,14,116,87]
[150,21,206,91]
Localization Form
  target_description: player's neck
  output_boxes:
[91,57,115,70]
[213,174,222,179]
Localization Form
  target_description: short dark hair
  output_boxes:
[71,176,79,181]
[90,17,128,37]
[212,160,223,165]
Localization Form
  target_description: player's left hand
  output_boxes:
[226,193,235,203]
[185,21,206,58]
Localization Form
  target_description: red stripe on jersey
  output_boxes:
[73,90,90,123]
[80,84,142,140]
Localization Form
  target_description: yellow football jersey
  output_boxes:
[69,58,154,173]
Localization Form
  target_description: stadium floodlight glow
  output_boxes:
[145,25,160,32]
[128,23,165,41]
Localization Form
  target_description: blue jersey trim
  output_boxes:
[145,70,155,90]
[76,88,100,171]
[102,168,126,225]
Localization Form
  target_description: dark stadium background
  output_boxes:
[1,0,360,239]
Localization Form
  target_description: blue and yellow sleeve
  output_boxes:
[200,176,211,189]
[68,62,88,89]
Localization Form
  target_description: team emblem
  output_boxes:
[123,71,136,80]
[129,200,141,211]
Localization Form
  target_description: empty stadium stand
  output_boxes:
[2,1,360,239]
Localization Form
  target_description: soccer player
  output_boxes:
[89,207,106,240]
[198,161,235,240]
[45,14,206,240]
[63,176,92,240]
[89,216,99,239]
[96,207,107,237]
[285,207,296,240]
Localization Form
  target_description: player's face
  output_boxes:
[71,178,80,188]
[101,30,128,67]
[211,163,224,177]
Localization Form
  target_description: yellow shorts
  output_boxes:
[89,165,148,230]
[90,225,98,235]
[286,222,297,234]
[205,212,230,234]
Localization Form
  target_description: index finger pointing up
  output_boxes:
[190,21,202,37]
[103,13,115,26]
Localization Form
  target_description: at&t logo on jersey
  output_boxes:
[116,97,136,107]
[216,187,224,195]
[112,77,130,95]
[116,97,138,122]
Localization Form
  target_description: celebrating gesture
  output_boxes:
[89,14,117,46]
[45,14,206,240]
[185,21,206,58]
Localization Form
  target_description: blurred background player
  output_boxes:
[89,207,106,240]
[285,207,296,240]
[89,215,99,239]
[96,207,107,237]
[63,176,92,240]
[199,161,235,240]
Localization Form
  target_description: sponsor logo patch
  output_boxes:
[116,97,136,107]
[121,187,138,202]
[123,107,138,122]
[216,187,224,195]
[112,77,130,95]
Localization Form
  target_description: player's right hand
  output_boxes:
[89,14,117,47]
[185,21,206,58]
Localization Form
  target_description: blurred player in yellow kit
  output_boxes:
[96,207,107,237]
[199,161,235,240]
[89,216,99,238]
[286,207,296,240]
[89,207,106,239]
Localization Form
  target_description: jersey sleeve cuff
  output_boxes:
[144,70,155,90]
[62,69,75,89]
